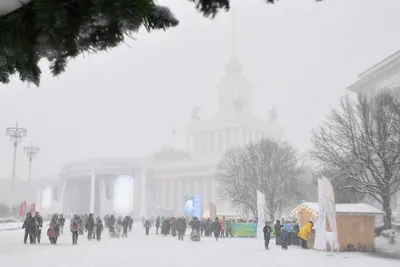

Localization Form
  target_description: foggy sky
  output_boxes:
[1,0,400,180]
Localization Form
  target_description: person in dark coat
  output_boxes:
[204,218,212,236]
[263,221,272,250]
[95,217,104,241]
[70,214,80,245]
[128,216,134,232]
[144,219,151,236]
[34,212,43,244]
[49,214,60,244]
[22,212,36,244]
[155,216,160,235]
[171,217,177,236]
[161,218,171,236]
[292,223,300,246]
[59,214,65,235]
[122,216,130,238]
[108,215,116,235]
[274,220,282,245]
[212,217,221,242]
[78,215,84,235]
[279,228,291,250]
[177,217,186,240]
[86,213,95,240]
[189,217,200,233]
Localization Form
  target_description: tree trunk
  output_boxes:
[268,206,275,222]
[382,195,392,229]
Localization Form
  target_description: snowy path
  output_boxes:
[0,225,398,267]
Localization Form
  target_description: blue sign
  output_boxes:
[193,195,201,219]
[184,195,201,218]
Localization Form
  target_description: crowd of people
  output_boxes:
[21,211,314,249]
[263,219,314,251]
[22,212,111,245]
[151,216,233,242]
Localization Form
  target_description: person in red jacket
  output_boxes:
[220,217,225,238]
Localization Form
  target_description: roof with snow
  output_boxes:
[291,202,384,216]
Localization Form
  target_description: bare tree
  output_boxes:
[217,138,301,221]
[311,92,400,229]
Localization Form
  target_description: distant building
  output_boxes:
[30,20,283,219]
[347,50,400,213]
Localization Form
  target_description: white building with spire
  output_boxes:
[32,19,283,219]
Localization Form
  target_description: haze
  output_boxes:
[1,0,400,180]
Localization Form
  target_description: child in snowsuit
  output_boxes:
[279,228,291,250]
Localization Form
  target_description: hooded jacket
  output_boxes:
[298,222,313,241]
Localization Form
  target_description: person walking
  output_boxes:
[263,221,272,250]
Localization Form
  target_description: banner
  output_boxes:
[314,178,327,250]
[19,201,27,217]
[322,177,337,233]
[210,202,217,220]
[256,191,266,240]
[233,223,257,237]
[30,203,36,214]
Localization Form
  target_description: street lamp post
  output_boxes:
[24,141,40,183]
[5,122,27,214]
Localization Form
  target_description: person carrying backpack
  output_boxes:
[70,214,80,245]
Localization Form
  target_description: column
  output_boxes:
[169,179,174,209]
[190,134,195,153]
[183,179,189,196]
[139,169,147,218]
[233,128,238,147]
[156,179,162,206]
[161,180,167,207]
[89,168,96,213]
[257,131,262,142]
[202,178,209,214]
[186,134,190,153]
[209,132,213,153]
[177,179,184,215]
[210,179,218,205]
[225,129,230,149]
[215,131,222,152]
[203,132,209,153]
[213,131,218,152]
[194,179,200,196]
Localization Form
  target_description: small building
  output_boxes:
[291,202,384,252]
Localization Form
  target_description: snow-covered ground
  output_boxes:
[0,224,399,267]
[0,221,51,231]
[0,222,22,231]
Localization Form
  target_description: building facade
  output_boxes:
[347,50,400,213]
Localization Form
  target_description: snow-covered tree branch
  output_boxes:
[311,91,400,229]
[217,138,302,221]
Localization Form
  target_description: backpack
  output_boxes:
[47,227,53,237]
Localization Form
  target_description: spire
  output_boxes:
[224,8,243,74]
[231,9,238,60]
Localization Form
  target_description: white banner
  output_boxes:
[257,191,266,240]
[314,178,327,250]
[322,177,337,233]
